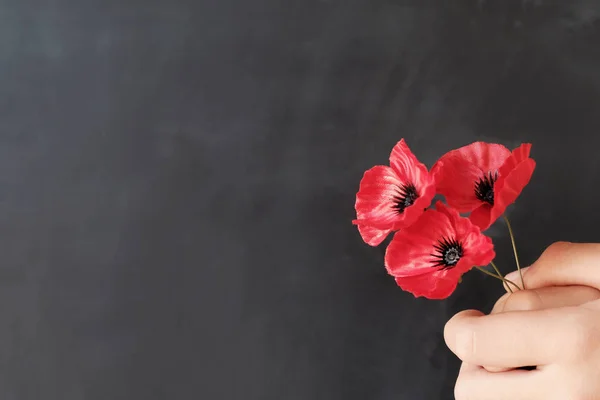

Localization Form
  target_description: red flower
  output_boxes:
[385,201,495,299]
[353,139,436,246]
[431,142,535,230]
[385,201,496,299]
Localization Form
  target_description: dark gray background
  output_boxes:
[1,0,599,399]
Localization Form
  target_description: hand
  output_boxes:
[444,242,600,400]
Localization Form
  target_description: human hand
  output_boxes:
[444,242,600,399]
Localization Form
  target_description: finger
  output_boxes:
[452,313,513,373]
[444,307,575,367]
[491,285,600,314]
[455,363,549,400]
[484,287,599,373]
[506,242,600,290]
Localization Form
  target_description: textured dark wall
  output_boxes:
[1,1,600,399]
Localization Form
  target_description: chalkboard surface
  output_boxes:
[2,1,600,399]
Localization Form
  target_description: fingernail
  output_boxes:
[505,267,529,282]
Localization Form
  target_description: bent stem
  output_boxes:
[489,260,504,282]
[503,215,525,290]
[475,266,521,292]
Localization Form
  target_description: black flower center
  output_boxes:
[431,237,464,269]
[474,171,498,205]
[391,183,419,214]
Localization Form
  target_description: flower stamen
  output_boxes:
[474,171,498,205]
[391,183,419,214]
[431,237,464,269]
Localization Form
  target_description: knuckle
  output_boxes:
[573,392,595,400]
[569,376,597,400]
[541,241,572,262]
[548,369,596,400]
[531,241,575,280]
[563,385,594,400]
[563,312,600,360]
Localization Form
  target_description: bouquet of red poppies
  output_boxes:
[353,140,536,299]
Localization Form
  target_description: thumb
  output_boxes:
[505,242,600,291]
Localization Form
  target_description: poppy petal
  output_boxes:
[354,143,436,246]
[461,231,496,267]
[497,143,532,178]
[387,201,495,299]
[434,201,473,240]
[432,142,511,213]
[447,142,511,172]
[435,201,470,232]
[392,231,494,300]
[355,224,392,247]
[395,243,494,300]
[469,144,536,230]
[354,166,406,244]
[395,273,459,300]
[392,182,436,231]
[469,204,493,231]
[494,158,536,217]
[384,209,454,277]
[431,157,483,212]
[389,139,429,184]
[434,201,495,272]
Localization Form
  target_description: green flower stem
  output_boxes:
[475,266,521,292]
[503,215,525,290]
[490,260,504,282]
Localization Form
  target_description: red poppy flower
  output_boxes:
[385,201,495,299]
[353,139,436,246]
[431,142,535,231]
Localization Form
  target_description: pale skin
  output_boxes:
[444,242,600,400]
